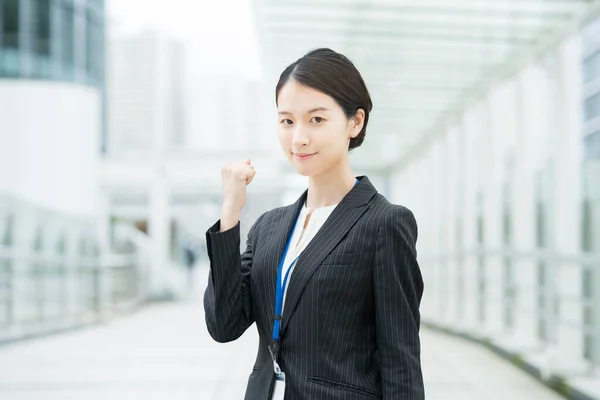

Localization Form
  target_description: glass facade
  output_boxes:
[585,92,600,121]
[0,0,105,87]
[584,130,600,160]
[583,50,600,84]
[582,17,600,365]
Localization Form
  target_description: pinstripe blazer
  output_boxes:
[204,176,424,400]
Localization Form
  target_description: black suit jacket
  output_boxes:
[204,176,425,399]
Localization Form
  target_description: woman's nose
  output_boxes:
[291,127,310,147]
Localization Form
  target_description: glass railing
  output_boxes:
[0,193,150,344]
[419,248,600,370]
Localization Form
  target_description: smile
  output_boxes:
[293,153,315,161]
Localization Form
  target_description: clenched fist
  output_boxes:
[219,159,255,231]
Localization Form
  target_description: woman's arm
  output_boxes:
[374,206,425,399]
[203,213,265,343]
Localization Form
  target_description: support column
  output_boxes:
[431,141,447,322]
[551,36,587,374]
[482,92,504,337]
[509,69,539,350]
[461,106,482,336]
[148,165,171,300]
[95,189,112,317]
[442,128,460,327]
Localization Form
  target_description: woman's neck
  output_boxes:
[305,164,356,210]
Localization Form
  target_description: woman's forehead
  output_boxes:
[277,83,338,113]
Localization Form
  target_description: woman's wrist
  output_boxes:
[220,206,240,232]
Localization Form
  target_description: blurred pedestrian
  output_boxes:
[183,238,198,293]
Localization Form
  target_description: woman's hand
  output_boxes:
[219,159,255,231]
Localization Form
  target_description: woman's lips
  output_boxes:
[294,153,315,161]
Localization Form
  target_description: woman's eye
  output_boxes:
[281,119,293,125]
[311,117,323,123]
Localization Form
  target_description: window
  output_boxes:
[34,227,45,252]
[32,0,50,55]
[61,1,75,78]
[584,93,600,121]
[476,192,485,324]
[1,0,18,49]
[583,18,600,53]
[87,0,104,13]
[584,131,600,160]
[32,0,51,78]
[0,213,13,327]
[582,163,599,363]
[535,168,554,342]
[55,232,66,254]
[502,180,514,329]
[455,216,464,320]
[1,214,13,246]
[584,51,600,83]
[86,8,103,84]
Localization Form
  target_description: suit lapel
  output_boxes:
[262,193,307,325]
[279,176,377,336]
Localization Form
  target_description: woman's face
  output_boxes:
[276,79,364,177]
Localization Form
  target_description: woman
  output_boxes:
[204,48,424,400]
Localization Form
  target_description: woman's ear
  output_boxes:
[349,109,365,138]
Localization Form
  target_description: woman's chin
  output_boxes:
[293,166,312,176]
[290,162,315,177]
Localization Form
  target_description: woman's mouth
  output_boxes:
[294,152,315,161]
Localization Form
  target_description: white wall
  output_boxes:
[0,81,101,217]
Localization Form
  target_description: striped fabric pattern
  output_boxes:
[204,176,425,399]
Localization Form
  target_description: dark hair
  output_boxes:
[275,48,373,150]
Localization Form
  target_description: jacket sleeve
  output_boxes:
[374,206,425,399]
[203,214,264,343]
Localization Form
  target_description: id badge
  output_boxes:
[271,371,286,400]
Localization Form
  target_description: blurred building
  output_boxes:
[0,0,105,216]
[189,75,272,152]
[107,30,185,155]
[0,0,106,331]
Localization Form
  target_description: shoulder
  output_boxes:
[247,203,294,234]
[369,194,417,228]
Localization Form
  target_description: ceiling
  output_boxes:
[252,0,600,174]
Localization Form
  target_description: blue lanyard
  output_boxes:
[271,178,359,344]
[272,212,302,342]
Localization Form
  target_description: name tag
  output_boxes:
[271,371,286,400]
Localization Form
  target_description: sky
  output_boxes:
[106,0,263,79]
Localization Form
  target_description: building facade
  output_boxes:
[582,17,600,256]
[107,30,185,155]
[0,0,107,329]
[0,0,105,215]
[0,0,104,86]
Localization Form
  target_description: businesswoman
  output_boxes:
[204,48,424,400]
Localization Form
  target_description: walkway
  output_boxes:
[0,300,565,399]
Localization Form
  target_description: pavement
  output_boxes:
[0,296,566,400]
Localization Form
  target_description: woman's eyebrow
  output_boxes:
[278,107,330,115]
[307,107,329,114]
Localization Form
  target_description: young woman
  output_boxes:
[204,48,424,400]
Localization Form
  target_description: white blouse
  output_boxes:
[280,202,337,312]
